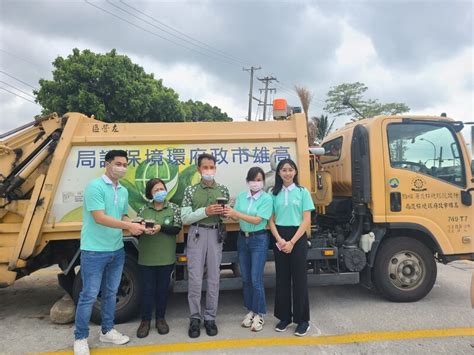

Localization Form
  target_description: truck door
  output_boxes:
[383,119,473,257]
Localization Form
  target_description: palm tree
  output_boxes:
[313,114,335,142]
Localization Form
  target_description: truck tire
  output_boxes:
[373,237,436,302]
[72,253,142,324]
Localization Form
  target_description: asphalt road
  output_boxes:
[0,261,472,354]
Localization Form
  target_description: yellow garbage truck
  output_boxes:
[0,110,472,323]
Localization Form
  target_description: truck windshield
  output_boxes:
[387,122,466,187]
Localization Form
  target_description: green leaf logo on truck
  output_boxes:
[122,159,199,213]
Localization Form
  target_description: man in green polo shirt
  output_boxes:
[74,150,145,355]
[181,153,229,338]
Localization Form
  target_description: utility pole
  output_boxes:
[258,76,277,121]
[243,66,261,121]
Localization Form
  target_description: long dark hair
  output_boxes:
[272,158,300,196]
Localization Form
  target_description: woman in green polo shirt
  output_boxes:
[224,167,273,332]
[135,178,182,338]
[269,158,315,337]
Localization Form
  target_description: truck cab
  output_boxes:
[314,115,473,301]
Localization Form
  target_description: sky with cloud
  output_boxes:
[0,0,472,147]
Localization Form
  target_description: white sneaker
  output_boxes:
[251,314,264,332]
[73,338,90,355]
[241,311,254,328]
[99,328,130,345]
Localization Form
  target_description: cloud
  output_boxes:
[0,0,472,144]
[343,0,473,70]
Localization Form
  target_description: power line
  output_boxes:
[0,87,39,105]
[104,1,321,114]
[0,70,38,90]
[276,80,327,109]
[118,0,250,66]
[0,49,42,71]
[105,0,243,66]
[0,80,35,99]
[272,80,299,100]
[84,0,241,68]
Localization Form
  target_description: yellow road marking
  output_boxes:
[42,327,474,354]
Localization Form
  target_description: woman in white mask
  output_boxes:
[223,167,273,332]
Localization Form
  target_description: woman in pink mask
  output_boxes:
[224,167,273,332]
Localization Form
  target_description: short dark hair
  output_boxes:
[246,167,265,182]
[105,150,128,162]
[145,178,167,200]
[197,153,216,167]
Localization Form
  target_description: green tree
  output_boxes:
[35,48,185,122]
[182,100,232,122]
[314,114,335,141]
[324,82,410,120]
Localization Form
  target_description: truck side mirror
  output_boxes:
[461,189,472,206]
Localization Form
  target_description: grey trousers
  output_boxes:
[187,225,223,321]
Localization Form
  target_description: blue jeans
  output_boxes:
[140,264,174,321]
[237,231,269,315]
[74,248,125,340]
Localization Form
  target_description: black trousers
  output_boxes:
[273,225,310,323]
[140,264,174,321]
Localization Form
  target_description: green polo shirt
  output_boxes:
[137,201,182,266]
[181,180,230,225]
[81,175,129,252]
[234,190,273,232]
[273,184,315,226]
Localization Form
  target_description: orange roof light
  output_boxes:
[273,98,287,111]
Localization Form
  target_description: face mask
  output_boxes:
[201,174,215,181]
[110,165,127,179]
[153,190,168,203]
[248,181,264,192]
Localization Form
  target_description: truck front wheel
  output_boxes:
[373,237,436,302]
[72,253,142,324]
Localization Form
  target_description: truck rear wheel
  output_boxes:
[373,237,436,302]
[72,253,142,324]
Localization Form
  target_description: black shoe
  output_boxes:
[275,319,292,332]
[136,320,150,338]
[204,320,218,336]
[188,318,201,338]
[294,321,310,336]
[156,319,169,335]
